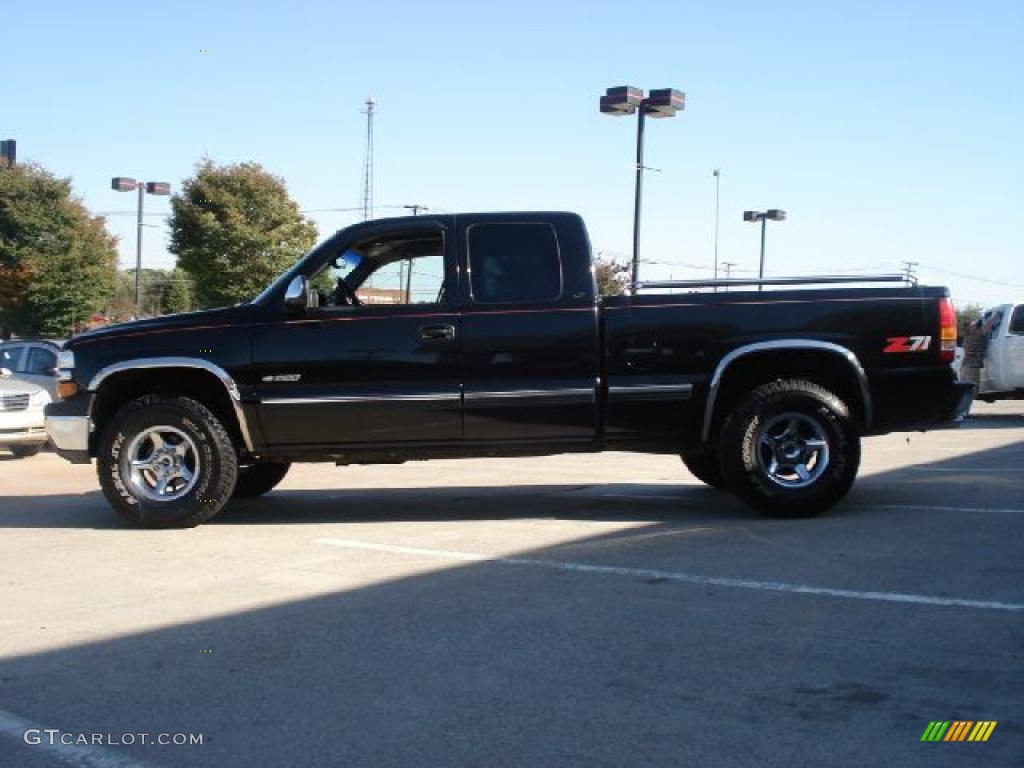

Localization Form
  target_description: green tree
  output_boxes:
[163,267,193,314]
[594,252,630,296]
[169,161,317,308]
[956,302,984,339]
[104,268,196,321]
[0,163,118,337]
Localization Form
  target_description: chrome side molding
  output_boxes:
[261,392,461,405]
[609,383,693,400]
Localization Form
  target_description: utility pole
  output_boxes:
[402,204,428,216]
[712,169,721,281]
[136,183,144,312]
[901,261,919,282]
[722,261,737,284]
[360,97,376,221]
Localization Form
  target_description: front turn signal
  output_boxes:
[57,381,79,399]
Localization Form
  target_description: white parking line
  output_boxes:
[313,538,1024,613]
[0,708,149,768]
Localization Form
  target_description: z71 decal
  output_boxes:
[884,335,932,353]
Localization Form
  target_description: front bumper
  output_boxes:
[44,396,93,464]
[0,407,49,447]
[0,426,49,446]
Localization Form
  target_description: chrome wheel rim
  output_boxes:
[755,412,830,489]
[123,426,200,502]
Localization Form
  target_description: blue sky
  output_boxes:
[3,0,1022,305]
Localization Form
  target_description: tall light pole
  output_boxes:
[712,168,721,283]
[743,208,787,291]
[600,86,685,292]
[361,97,376,221]
[112,177,171,315]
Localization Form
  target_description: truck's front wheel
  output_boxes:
[97,395,239,528]
[718,379,860,517]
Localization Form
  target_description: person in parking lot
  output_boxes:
[961,312,1002,393]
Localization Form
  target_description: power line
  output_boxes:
[97,211,166,217]
[915,261,1024,289]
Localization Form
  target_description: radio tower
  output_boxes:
[360,97,376,221]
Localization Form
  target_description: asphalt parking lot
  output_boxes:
[0,402,1021,768]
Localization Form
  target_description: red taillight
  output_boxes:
[939,297,957,362]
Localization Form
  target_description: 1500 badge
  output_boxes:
[884,335,932,353]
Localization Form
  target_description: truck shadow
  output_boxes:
[0,482,750,529]
[0,437,1020,529]
[958,412,1024,429]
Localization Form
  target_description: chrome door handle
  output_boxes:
[418,324,456,344]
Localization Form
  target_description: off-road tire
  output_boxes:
[718,379,860,518]
[10,444,43,458]
[97,395,239,528]
[681,449,727,489]
[233,461,291,498]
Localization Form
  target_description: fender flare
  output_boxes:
[701,340,872,443]
[87,357,255,451]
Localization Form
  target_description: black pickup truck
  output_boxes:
[45,212,972,527]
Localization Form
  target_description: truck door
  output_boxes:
[1004,304,1024,388]
[457,215,599,442]
[251,223,463,446]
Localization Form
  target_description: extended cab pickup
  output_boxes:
[45,212,973,527]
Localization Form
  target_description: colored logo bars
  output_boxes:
[921,721,997,742]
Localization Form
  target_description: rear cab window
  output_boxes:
[467,222,563,304]
[1010,305,1024,335]
[26,346,57,374]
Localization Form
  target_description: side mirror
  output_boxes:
[0,367,11,377]
[284,275,309,313]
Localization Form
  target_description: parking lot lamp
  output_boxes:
[743,209,787,290]
[112,178,171,315]
[601,86,685,292]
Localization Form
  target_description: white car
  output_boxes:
[0,339,64,401]
[972,303,1024,402]
[0,370,51,457]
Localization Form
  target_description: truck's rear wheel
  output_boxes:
[681,449,727,489]
[97,395,239,528]
[718,379,860,517]
[233,461,290,498]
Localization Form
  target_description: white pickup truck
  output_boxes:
[966,303,1024,402]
